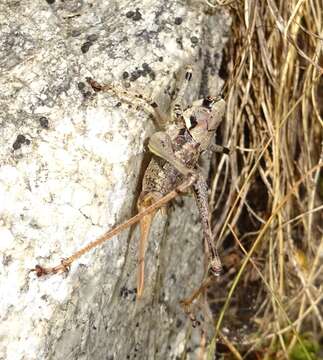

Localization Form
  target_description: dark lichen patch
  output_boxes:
[190,36,199,45]
[86,34,98,42]
[126,8,142,21]
[120,286,129,298]
[176,319,183,328]
[142,62,152,74]
[130,69,143,82]
[39,117,49,129]
[149,71,155,80]
[129,63,156,82]
[77,82,86,91]
[142,62,156,80]
[71,29,81,37]
[151,102,158,108]
[174,17,183,25]
[176,37,183,49]
[135,29,159,43]
[122,71,129,79]
[119,286,137,302]
[133,9,142,21]
[13,134,30,150]
[2,254,13,266]
[77,81,93,99]
[81,41,93,54]
[83,91,93,99]
[126,10,135,18]
[45,0,55,4]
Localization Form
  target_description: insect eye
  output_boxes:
[189,115,198,129]
[202,97,214,109]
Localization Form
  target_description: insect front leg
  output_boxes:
[192,172,222,277]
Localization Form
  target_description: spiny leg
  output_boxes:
[171,65,193,123]
[192,173,222,276]
[86,77,168,129]
[32,178,195,278]
[136,130,199,298]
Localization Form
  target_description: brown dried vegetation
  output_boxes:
[205,0,323,357]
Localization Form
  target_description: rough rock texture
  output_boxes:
[0,1,230,359]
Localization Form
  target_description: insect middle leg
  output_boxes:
[192,173,222,276]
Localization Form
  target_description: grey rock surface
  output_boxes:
[0,1,230,359]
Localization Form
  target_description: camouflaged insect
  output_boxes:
[133,66,227,297]
[33,66,228,298]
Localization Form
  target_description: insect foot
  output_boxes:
[208,255,223,277]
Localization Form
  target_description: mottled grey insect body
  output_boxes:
[137,67,227,296]
[86,67,227,297]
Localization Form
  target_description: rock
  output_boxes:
[0,1,230,359]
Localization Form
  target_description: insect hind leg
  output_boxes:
[192,172,223,277]
[136,191,166,298]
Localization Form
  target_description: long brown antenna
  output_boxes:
[31,176,195,277]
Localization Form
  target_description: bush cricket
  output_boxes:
[32,65,230,299]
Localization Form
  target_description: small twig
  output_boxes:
[31,177,195,277]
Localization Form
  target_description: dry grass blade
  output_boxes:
[206,0,323,357]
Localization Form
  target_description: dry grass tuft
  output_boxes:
[206,0,323,357]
